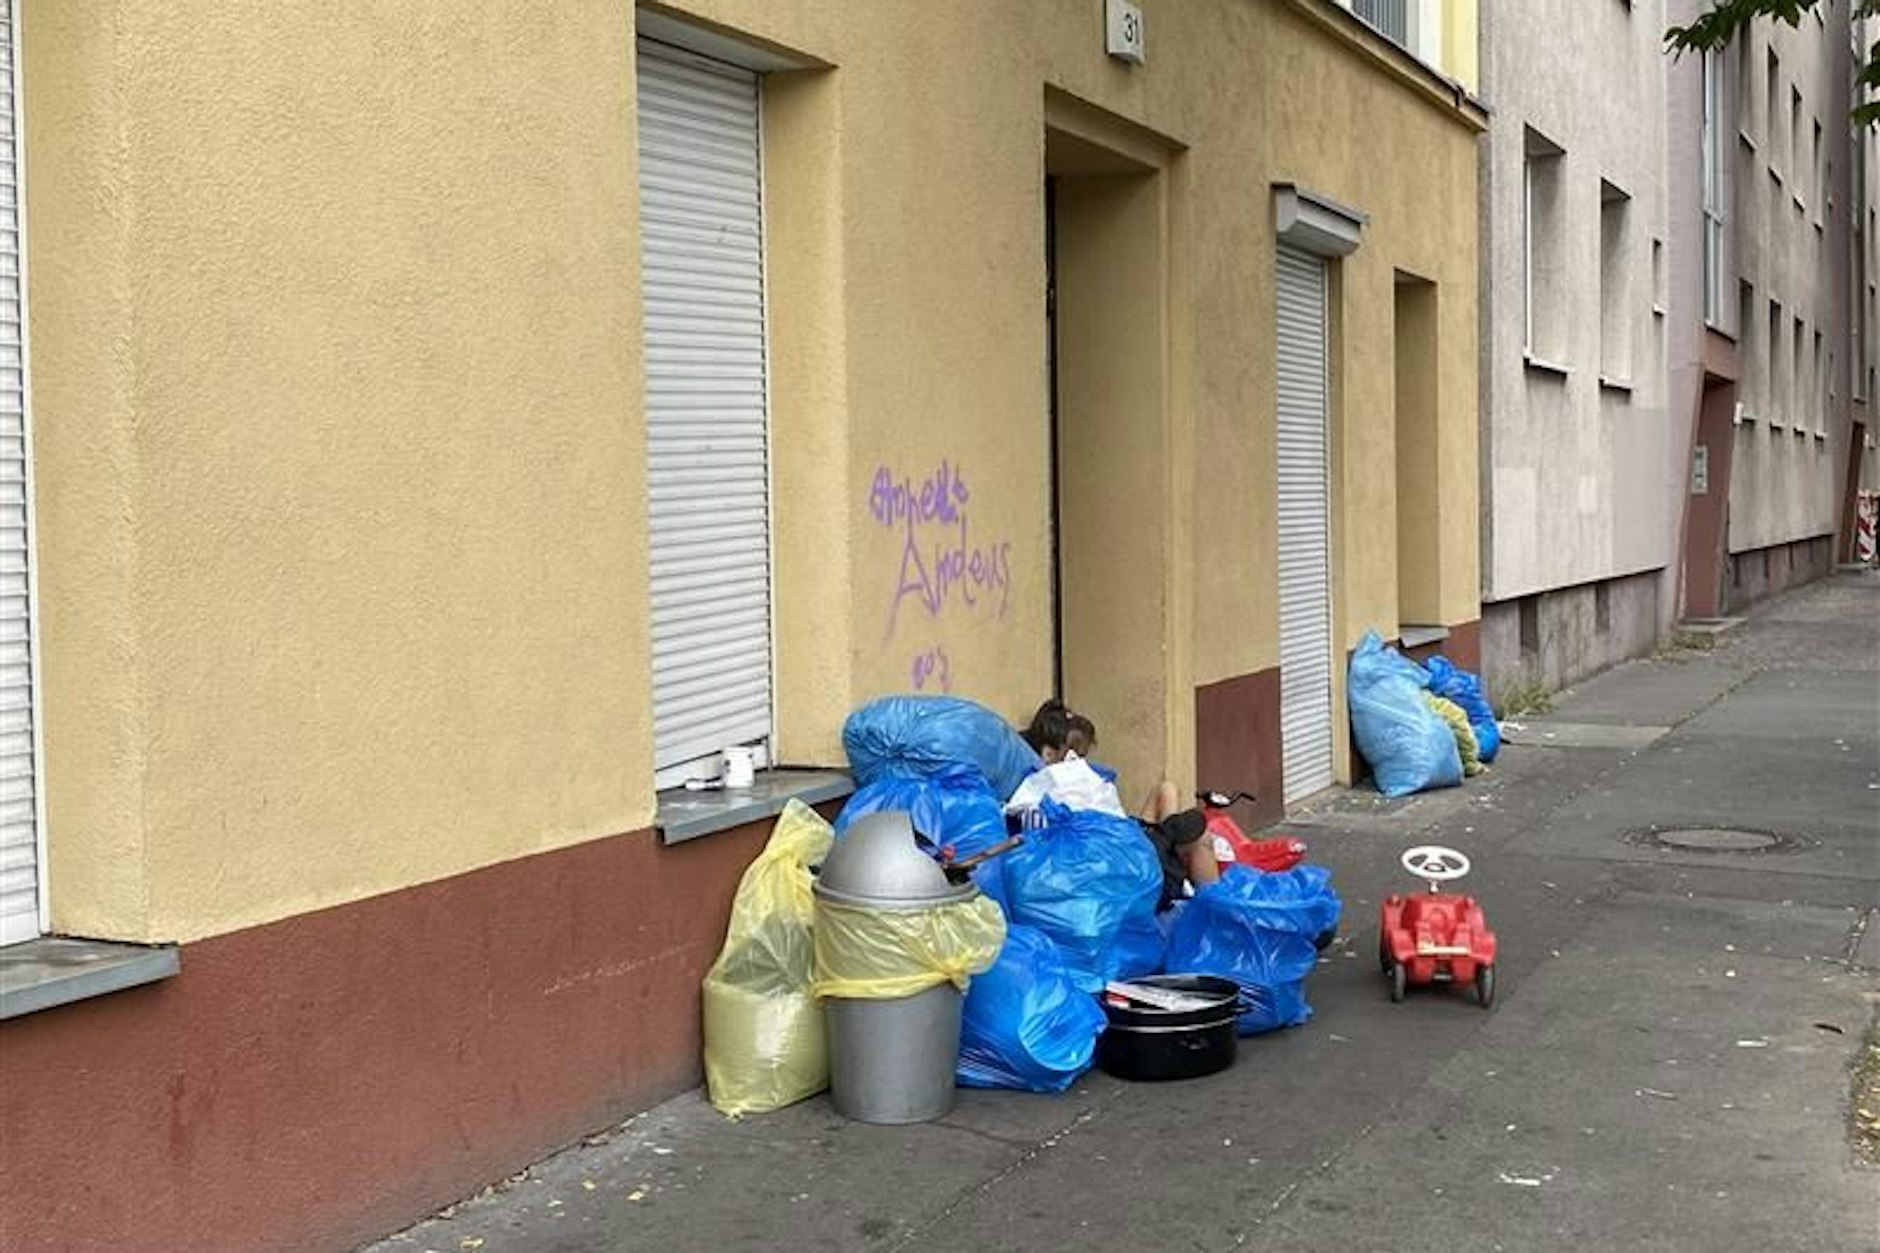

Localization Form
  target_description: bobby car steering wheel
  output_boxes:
[1400,845,1472,884]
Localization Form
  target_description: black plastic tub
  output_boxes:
[1095,974,1240,1082]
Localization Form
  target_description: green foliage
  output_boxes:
[1666,0,1880,126]
[1490,677,1554,719]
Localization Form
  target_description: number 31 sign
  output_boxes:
[1106,0,1145,66]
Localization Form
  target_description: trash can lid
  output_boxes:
[814,810,975,907]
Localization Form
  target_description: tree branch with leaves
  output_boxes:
[1667,0,1880,125]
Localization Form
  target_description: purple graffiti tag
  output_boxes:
[869,461,969,531]
[871,458,1013,640]
[910,645,953,693]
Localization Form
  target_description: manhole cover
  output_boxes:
[1648,827,1782,852]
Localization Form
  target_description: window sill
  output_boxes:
[1599,375,1634,393]
[0,937,180,1020]
[654,767,854,845]
[1738,129,1757,152]
[1653,304,1668,318]
[1524,353,1572,379]
[1398,623,1450,649]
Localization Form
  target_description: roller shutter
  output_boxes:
[0,4,38,946]
[1275,246,1334,803]
[636,39,772,782]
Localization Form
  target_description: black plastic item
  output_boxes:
[1095,974,1240,1082]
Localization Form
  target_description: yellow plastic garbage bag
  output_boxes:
[701,799,835,1118]
[811,893,1006,1002]
[1425,692,1484,777]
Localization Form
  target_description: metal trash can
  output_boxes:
[812,811,986,1124]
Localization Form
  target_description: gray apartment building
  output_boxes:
[1481,1,1873,696]
[1849,11,1880,559]
[1477,0,1673,693]
[1669,0,1863,620]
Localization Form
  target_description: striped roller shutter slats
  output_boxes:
[636,40,773,778]
[1353,0,1410,45]
[1274,246,1334,804]
[0,2,37,947]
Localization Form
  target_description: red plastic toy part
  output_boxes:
[1198,791,1309,874]
[1378,845,1499,1008]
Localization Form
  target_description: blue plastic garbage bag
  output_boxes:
[1112,910,1166,980]
[972,857,1010,915]
[999,802,1163,993]
[957,925,1107,1091]
[1347,631,1463,798]
[1425,655,1500,763]
[1165,865,1342,1035]
[842,696,1043,799]
[834,765,1009,860]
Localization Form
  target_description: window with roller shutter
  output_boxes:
[1275,245,1334,804]
[0,1,43,947]
[636,38,774,790]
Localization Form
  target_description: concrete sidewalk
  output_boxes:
[368,572,1880,1253]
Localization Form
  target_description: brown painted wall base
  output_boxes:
[0,813,802,1253]
[1194,668,1283,831]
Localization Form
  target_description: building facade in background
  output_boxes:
[1846,9,1880,556]
[0,3,1483,1249]
[1477,0,1674,697]
[1482,1,1876,698]
[1669,0,1867,624]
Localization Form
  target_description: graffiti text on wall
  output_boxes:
[869,460,1013,639]
[909,644,952,693]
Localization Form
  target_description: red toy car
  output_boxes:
[1379,845,1498,1008]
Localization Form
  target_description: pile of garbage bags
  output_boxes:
[1348,632,1499,798]
[701,694,1343,1116]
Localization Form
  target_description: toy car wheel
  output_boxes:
[1475,963,1496,1009]
[1388,960,1407,1003]
[1377,935,1392,973]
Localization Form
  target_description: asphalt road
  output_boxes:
[370,571,1880,1253]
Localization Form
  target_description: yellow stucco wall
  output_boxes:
[26,2,655,942]
[23,0,1478,942]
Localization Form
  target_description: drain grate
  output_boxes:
[1626,825,1804,854]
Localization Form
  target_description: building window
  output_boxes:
[1600,180,1633,383]
[1702,49,1726,325]
[1739,279,1755,364]
[1353,0,1410,46]
[1767,49,1780,174]
[636,38,777,789]
[1815,331,1827,435]
[0,15,41,947]
[1524,127,1566,362]
[1791,87,1805,205]
[1815,119,1826,216]
[1768,298,1782,425]
[1793,315,1806,433]
[1736,33,1756,141]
